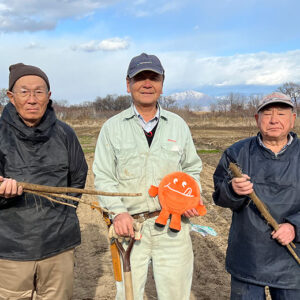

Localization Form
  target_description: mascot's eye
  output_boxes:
[173,178,178,184]
[182,181,187,188]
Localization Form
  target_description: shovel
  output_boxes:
[115,238,135,300]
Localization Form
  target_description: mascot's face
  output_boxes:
[159,172,200,209]
[164,176,194,197]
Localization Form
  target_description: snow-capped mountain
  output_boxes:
[166,90,215,110]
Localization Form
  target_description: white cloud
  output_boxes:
[0,16,56,32]
[98,38,129,51]
[0,3,10,12]
[72,38,129,52]
[162,50,300,92]
[0,0,119,32]
[1,33,300,104]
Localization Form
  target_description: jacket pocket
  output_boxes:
[115,147,143,180]
[153,143,183,184]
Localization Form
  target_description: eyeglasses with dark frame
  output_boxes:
[12,89,48,100]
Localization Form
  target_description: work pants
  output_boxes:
[116,218,193,300]
[0,249,74,300]
[231,276,300,300]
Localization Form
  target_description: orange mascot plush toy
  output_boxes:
[148,172,206,232]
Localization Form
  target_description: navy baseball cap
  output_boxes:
[127,53,165,78]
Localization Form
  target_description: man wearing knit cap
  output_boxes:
[0,63,88,299]
[93,53,203,299]
[213,92,300,299]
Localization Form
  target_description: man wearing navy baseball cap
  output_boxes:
[93,53,203,299]
[126,52,165,78]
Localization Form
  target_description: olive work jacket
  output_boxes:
[213,132,300,289]
[0,102,88,260]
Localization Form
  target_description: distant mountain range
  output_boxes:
[166,90,215,111]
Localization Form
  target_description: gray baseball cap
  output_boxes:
[127,53,165,78]
[257,92,294,112]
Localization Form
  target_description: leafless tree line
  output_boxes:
[210,82,300,117]
[1,82,300,119]
[209,93,260,117]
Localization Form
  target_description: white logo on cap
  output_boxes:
[137,62,152,65]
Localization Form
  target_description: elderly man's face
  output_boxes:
[126,71,163,108]
[255,105,296,141]
[7,75,51,127]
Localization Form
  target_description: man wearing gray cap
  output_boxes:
[213,92,300,299]
[93,53,202,299]
[0,63,88,299]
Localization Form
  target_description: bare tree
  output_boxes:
[159,96,177,109]
[227,93,246,112]
[216,98,230,113]
[209,103,217,113]
[52,99,70,119]
[113,95,131,111]
[94,94,131,112]
[0,88,9,113]
[213,93,249,116]
[94,95,114,111]
[0,88,9,105]
[277,82,300,109]
[247,94,261,115]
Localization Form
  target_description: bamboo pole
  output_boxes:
[229,162,300,265]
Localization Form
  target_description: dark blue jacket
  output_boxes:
[0,102,88,260]
[213,133,300,289]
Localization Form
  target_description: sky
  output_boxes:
[1,0,300,104]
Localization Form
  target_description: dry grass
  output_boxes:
[70,112,300,154]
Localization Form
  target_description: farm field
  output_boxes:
[70,114,300,300]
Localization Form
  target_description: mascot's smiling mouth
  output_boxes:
[164,183,194,197]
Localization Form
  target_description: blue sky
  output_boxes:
[1,0,300,104]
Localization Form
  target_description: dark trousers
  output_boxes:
[231,276,300,300]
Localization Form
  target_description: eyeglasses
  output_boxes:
[12,89,48,100]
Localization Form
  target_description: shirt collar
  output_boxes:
[133,104,160,122]
[133,105,160,133]
[123,102,168,121]
[257,132,293,155]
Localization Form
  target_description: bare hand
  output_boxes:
[113,212,135,238]
[232,174,253,195]
[183,208,199,218]
[272,223,295,245]
[0,177,23,198]
[183,198,204,218]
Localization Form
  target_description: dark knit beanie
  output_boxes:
[8,63,50,91]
